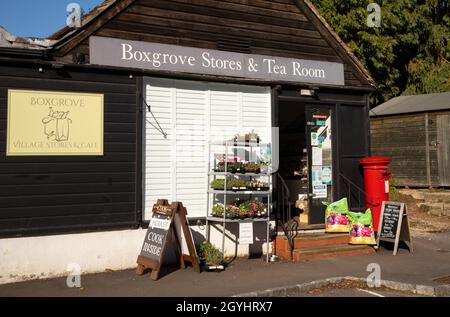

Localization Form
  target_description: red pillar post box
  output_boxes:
[359,157,392,231]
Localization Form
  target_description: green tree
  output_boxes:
[310,0,450,106]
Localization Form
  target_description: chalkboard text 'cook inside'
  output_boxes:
[142,232,165,257]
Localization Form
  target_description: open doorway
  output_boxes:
[277,100,334,228]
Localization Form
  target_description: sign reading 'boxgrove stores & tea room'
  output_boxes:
[7,90,104,156]
[90,36,345,86]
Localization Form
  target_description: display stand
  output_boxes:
[205,140,272,263]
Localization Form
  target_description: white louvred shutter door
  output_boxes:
[143,79,174,219]
[144,79,271,219]
[174,81,208,217]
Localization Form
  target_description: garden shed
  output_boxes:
[370,92,450,188]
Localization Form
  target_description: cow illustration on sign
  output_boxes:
[42,107,72,141]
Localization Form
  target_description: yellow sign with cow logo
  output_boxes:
[7,90,104,156]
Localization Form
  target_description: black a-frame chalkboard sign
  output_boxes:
[136,199,200,280]
[376,201,413,255]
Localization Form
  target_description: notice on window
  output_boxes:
[313,184,327,199]
[312,147,323,166]
[312,166,322,185]
[239,222,254,245]
[7,89,104,156]
[311,132,319,146]
[322,166,332,185]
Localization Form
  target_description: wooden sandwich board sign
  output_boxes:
[376,201,413,256]
[136,199,200,280]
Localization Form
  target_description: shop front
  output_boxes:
[0,0,375,283]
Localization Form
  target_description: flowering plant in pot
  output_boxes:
[215,156,243,172]
[226,203,240,219]
[238,201,255,218]
[246,199,266,218]
[199,241,224,270]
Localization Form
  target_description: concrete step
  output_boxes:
[274,233,350,253]
[291,244,376,261]
[293,233,350,249]
[417,202,450,216]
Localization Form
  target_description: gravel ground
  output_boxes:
[287,279,426,297]
[396,192,450,232]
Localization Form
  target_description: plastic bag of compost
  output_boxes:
[323,198,351,233]
[348,209,376,245]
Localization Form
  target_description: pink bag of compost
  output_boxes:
[323,198,351,233]
[348,209,376,245]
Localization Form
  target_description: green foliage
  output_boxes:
[210,178,251,190]
[199,241,224,265]
[310,0,450,106]
[389,177,400,201]
[212,204,224,217]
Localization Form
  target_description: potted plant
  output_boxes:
[233,133,246,144]
[215,161,225,172]
[245,130,260,143]
[226,203,240,219]
[228,178,248,191]
[244,162,260,173]
[247,199,266,218]
[215,156,242,173]
[260,162,270,173]
[233,131,260,145]
[210,179,225,190]
[199,241,224,271]
[211,204,225,217]
[249,180,269,191]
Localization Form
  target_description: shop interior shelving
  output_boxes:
[206,140,272,263]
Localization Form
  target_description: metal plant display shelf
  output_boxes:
[205,139,272,263]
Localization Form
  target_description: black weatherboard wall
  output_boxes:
[0,61,140,237]
[338,104,370,209]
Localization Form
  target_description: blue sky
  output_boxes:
[0,0,104,38]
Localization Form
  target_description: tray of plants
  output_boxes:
[211,199,268,220]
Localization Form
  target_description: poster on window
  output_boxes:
[312,147,323,166]
[312,166,323,185]
[311,132,319,146]
[313,184,327,199]
[322,166,332,185]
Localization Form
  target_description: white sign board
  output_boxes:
[239,222,254,245]
[149,216,171,230]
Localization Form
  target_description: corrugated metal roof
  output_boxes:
[370,92,450,116]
